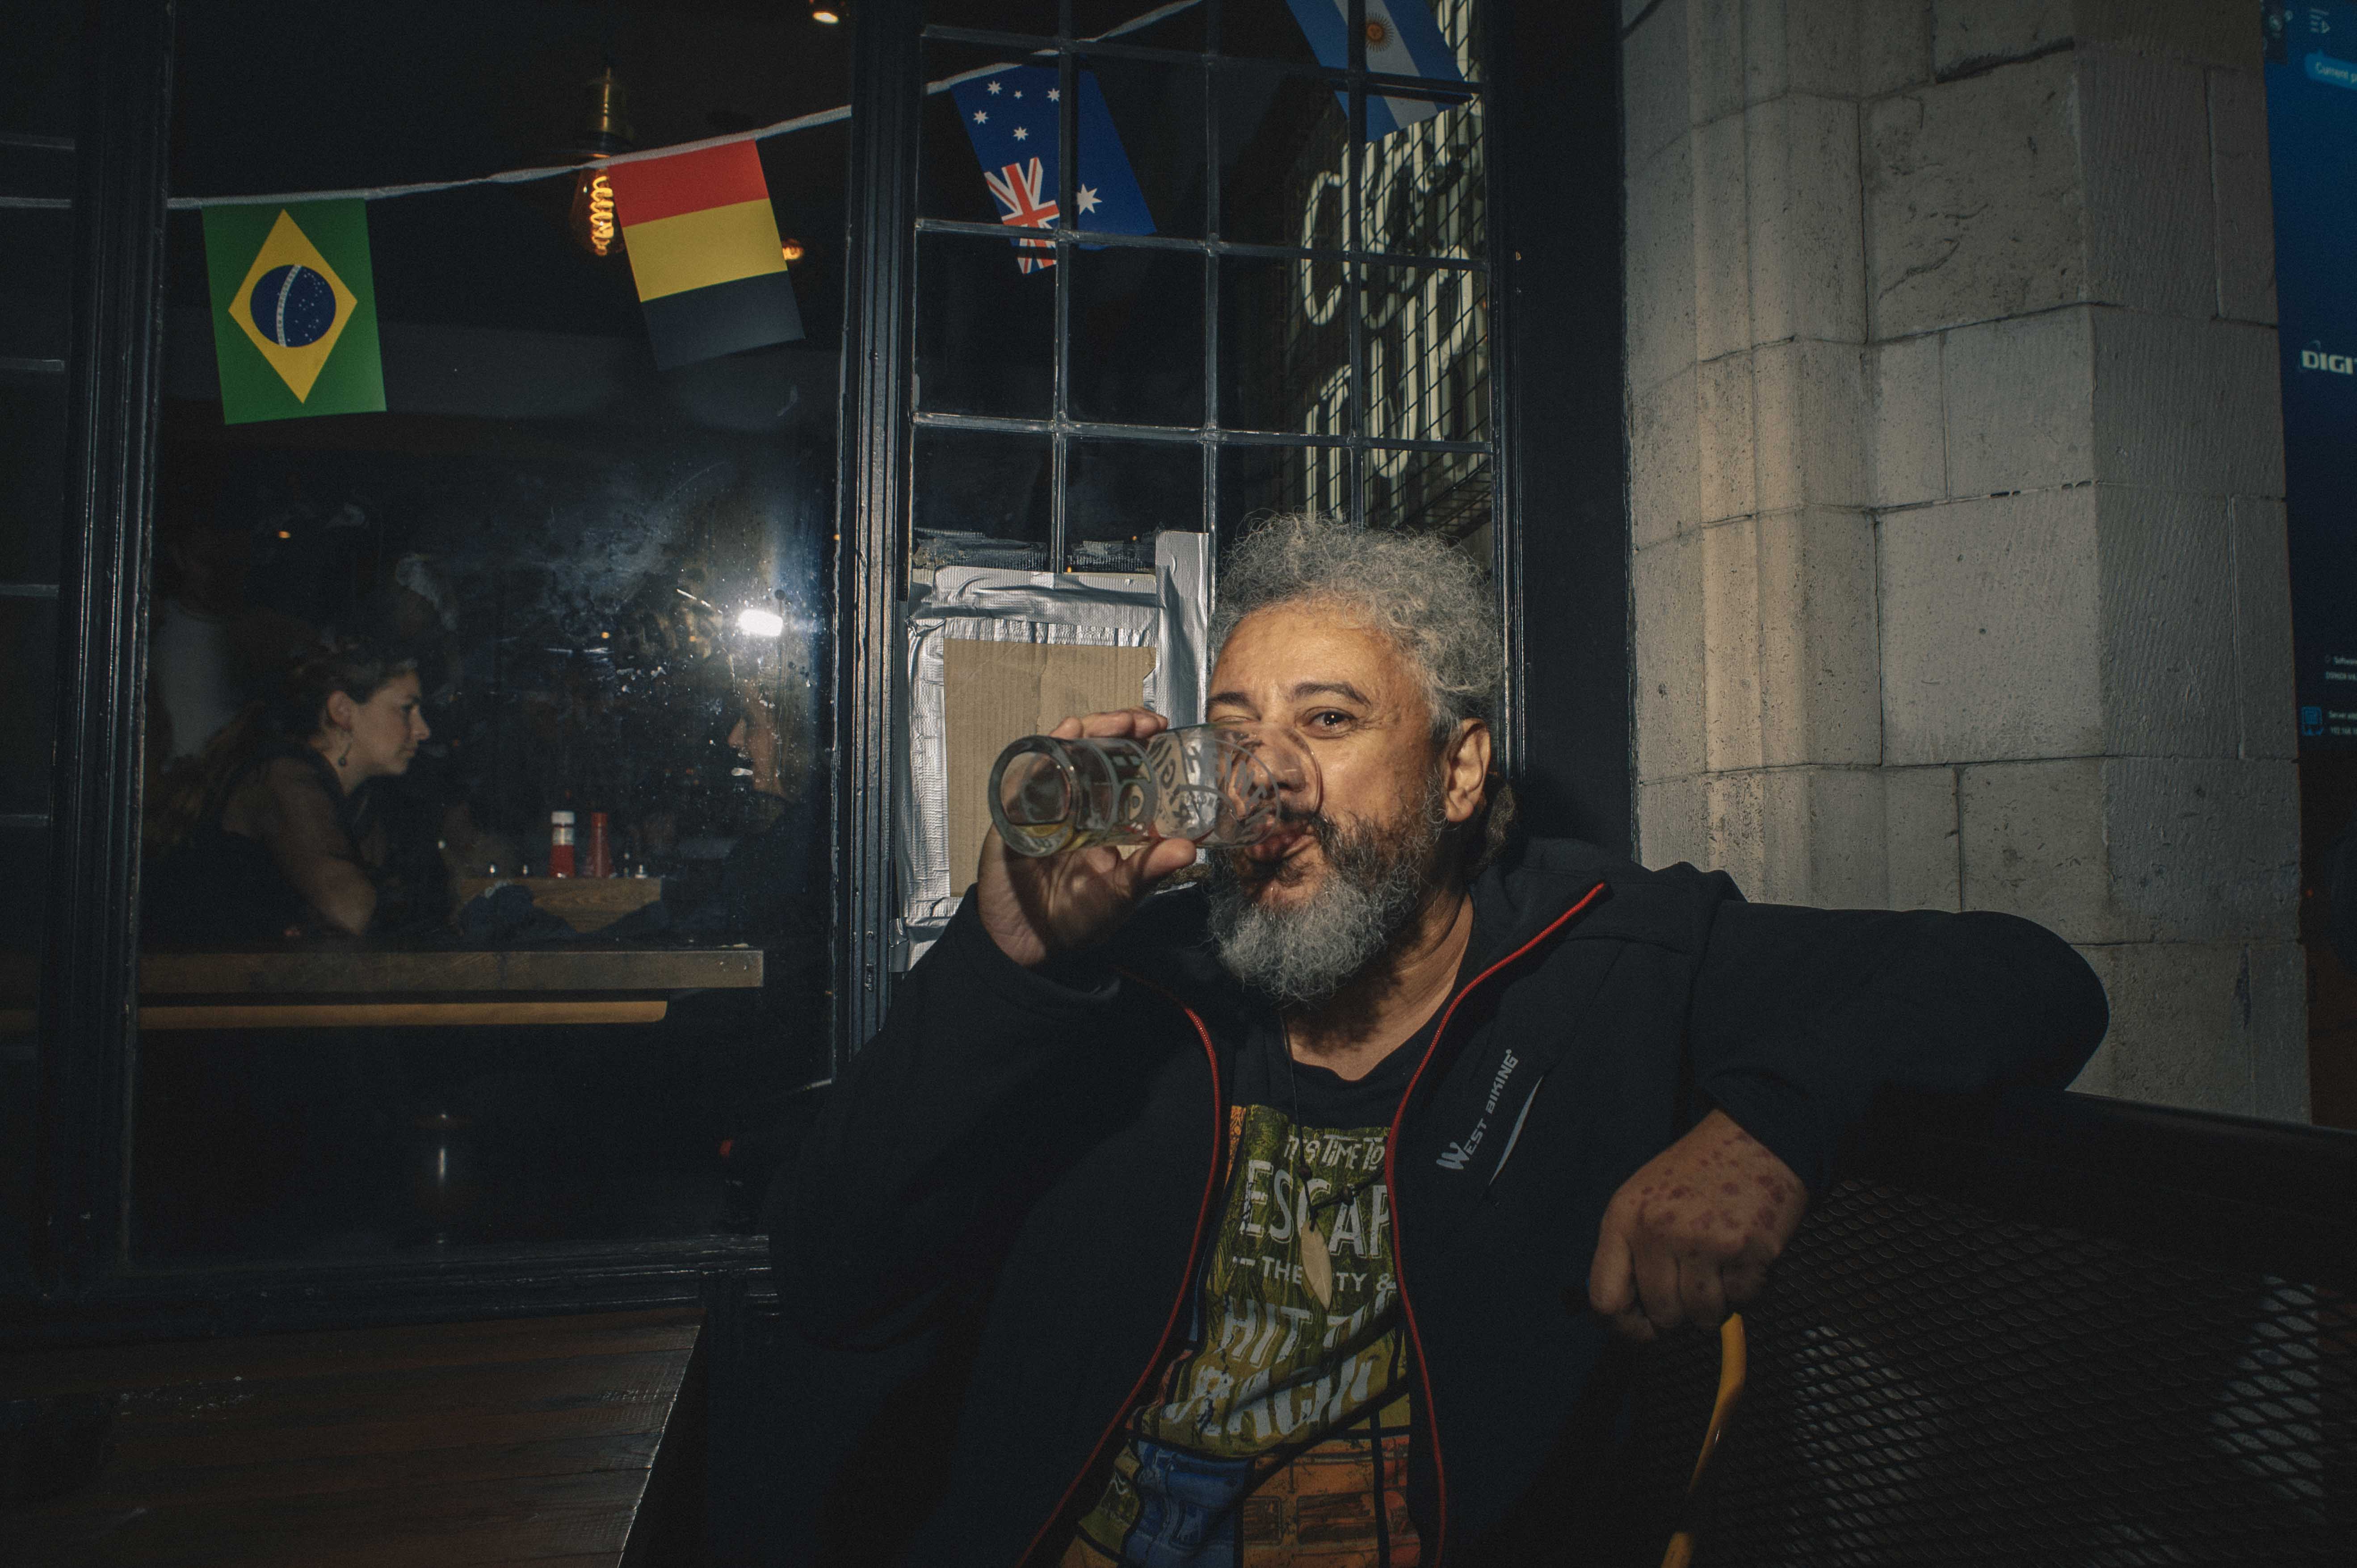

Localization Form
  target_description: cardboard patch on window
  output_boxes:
[941,638,1157,883]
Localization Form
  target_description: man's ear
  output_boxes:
[1444,719,1492,825]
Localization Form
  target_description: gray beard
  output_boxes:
[1206,776,1447,1010]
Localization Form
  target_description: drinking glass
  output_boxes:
[988,723,1320,858]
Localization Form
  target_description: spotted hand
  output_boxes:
[1586,1109,1808,1341]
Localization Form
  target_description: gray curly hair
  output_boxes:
[1211,512,1517,870]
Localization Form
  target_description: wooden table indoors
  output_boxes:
[0,946,765,1031]
[1,1308,707,1568]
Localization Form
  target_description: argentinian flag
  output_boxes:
[1285,0,1469,139]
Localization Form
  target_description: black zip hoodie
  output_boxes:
[775,838,2108,1565]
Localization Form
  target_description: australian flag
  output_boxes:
[950,66,1154,273]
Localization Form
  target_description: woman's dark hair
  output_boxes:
[146,642,416,852]
[266,643,418,742]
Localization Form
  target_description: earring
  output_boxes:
[336,740,352,767]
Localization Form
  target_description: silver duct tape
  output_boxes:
[898,553,1207,945]
[1155,530,1212,730]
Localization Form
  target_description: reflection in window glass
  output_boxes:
[1212,0,1321,67]
[1082,51,1206,239]
[1363,92,1484,259]
[1217,75,1483,259]
[0,0,77,141]
[1219,441,1332,536]
[1430,0,1487,83]
[132,0,845,1263]
[926,0,1060,37]
[1068,438,1202,570]
[1365,448,1490,541]
[1219,253,1348,437]
[1217,67,1349,251]
[920,230,1059,418]
[1071,0,1204,50]
[0,0,75,1288]
[1376,0,1489,86]
[1071,246,1205,426]
[1215,3,1482,254]
[922,1,1208,50]
[915,425,1055,570]
[0,373,69,583]
[0,560,51,1291]
[0,208,73,363]
[0,598,57,818]
[0,825,41,1284]
[1364,261,1488,446]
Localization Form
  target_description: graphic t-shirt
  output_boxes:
[1062,975,1469,1568]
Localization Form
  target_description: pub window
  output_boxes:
[127,0,849,1264]
[912,0,1492,574]
[7,0,1504,1279]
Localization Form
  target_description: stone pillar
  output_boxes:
[1622,0,2306,1120]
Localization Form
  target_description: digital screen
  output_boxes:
[2269,2,2357,745]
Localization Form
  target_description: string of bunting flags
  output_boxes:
[191,96,860,423]
[183,0,1466,425]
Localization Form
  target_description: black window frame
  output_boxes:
[20,0,1627,1322]
[840,0,1537,1052]
[908,6,1495,562]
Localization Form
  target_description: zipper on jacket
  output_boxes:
[1018,970,1227,1568]
[1020,880,1602,1564]
[1383,880,1606,1562]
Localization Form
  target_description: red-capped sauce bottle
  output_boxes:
[548,810,576,877]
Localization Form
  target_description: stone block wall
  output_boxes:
[1622,0,2306,1119]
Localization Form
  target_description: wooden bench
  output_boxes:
[2,1308,706,1566]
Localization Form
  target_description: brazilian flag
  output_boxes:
[201,199,385,424]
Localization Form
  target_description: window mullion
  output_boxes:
[1051,28,1078,572]
[1202,15,1223,558]
[1345,0,1368,528]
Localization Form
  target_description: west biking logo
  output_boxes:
[1436,1047,1520,1171]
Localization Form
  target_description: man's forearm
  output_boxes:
[1687,904,2108,1193]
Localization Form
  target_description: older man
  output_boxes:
[777,514,2106,1567]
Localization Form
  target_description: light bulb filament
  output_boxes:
[587,172,617,256]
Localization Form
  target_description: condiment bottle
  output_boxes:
[548,810,576,877]
[587,811,613,878]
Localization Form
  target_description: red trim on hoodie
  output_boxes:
[1383,880,1607,1562]
[1023,881,1604,1565]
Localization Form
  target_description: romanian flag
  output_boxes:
[602,142,803,370]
